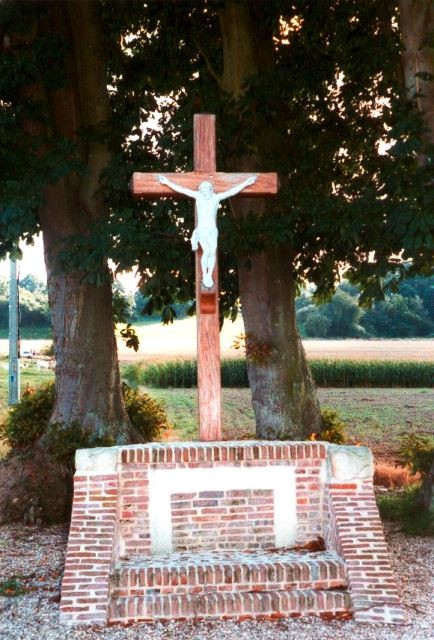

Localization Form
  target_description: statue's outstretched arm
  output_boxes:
[157,175,197,199]
[217,175,257,201]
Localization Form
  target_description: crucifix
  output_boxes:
[130,114,278,441]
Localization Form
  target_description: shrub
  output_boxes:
[318,409,347,444]
[374,463,419,489]
[0,577,27,597]
[377,487,434,536]
[0,382,168,462]
[0,383,55,448]
[308,409,347,444]
[398,433,434,477]
[121,383,168,443]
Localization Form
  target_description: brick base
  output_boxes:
[60,442,406,626]
[109,589,352,623]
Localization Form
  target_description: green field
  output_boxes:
[142,386,434,462]
[1,359,432,465]
[0,359,54,415]
[0,327,52,340]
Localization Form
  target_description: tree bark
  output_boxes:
[399,1,434,139]
[33,1,132,440]
[399,1,434,509]
[238,245,321,439]
[217,1,322,439]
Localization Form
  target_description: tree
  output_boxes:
[399,0,434,510]
[0,1,137,440]
[1,1,433,448]
[363,294,433,337]
[19,273,47,294]
[98,1,432,438]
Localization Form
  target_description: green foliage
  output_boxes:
[377,487,434,536]
[112,283,139,350]
[0,382,167,464]
[0,383,55,448]
[122,359,434,389]
[399,434,434,477]
[318,409,347,444]
[310,359,434,388]
[296,276,434,339]
[119,324,139,352]
[2,2,428,319]
[0,577,26,597]
[19,273,47,294]
[45,422,115,467]
[112,283,134,324]
[121,383,168,443]
[0,277,51,330]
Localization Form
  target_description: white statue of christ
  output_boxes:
[157,174,257,288]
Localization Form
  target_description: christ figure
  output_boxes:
[157,174,257,288]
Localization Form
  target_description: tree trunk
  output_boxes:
[46,264,130,441]
[419,458,434,511]
[34,1,133,439]
[217,1,322,438]
[399,1,434,510]
[238,246,321,439]
[399,1,434,140]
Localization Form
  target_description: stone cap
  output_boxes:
[75,446,119,475]
[327,445,373,482]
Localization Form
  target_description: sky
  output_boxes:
[0,235,46,281]
[0,235,138,291]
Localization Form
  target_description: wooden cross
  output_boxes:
[130,114,278,441]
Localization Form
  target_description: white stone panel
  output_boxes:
[148,466,296,554]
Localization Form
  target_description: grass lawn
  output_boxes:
[1,357,432,466]
[0,327,52,340]
[0,359,54,414]
[144,386,434,462]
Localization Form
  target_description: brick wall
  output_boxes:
[170,488,275,551]
[60,442,405,626]
[118,442,326,558]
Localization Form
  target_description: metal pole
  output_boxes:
[8,258,20,405]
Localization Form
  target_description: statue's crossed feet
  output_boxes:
[202,273,214,289]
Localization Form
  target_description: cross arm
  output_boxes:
[130,172,278,199]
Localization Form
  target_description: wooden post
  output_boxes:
[193,114,221,440]
[130,114,278,442]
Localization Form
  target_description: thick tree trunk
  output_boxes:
[238,246,321,440]
[217,1,322,438]
[419,458,434,511]
[399,1,434,138]
[46,266,131,441]
[399,1,434,510]
[35,1,133,439]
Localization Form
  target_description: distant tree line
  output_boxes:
[0,274,50,329]
[1,273,432,339]
[296,276,434,339]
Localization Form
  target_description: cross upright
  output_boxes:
[130,114,278,441]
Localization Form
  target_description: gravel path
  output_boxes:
[0,524,433,640]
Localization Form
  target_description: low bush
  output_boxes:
[398,433,434,477]
[122,358,433,389]
[318,409,347,443]
[0,384,55,448]
[374,464,419,489]
[0,382,168,465]
[307,408,347,444]
[377,487,434,536]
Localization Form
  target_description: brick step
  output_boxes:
[109,588,352,623]
[110,550,348,598]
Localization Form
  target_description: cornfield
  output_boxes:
[121,359,433,389]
